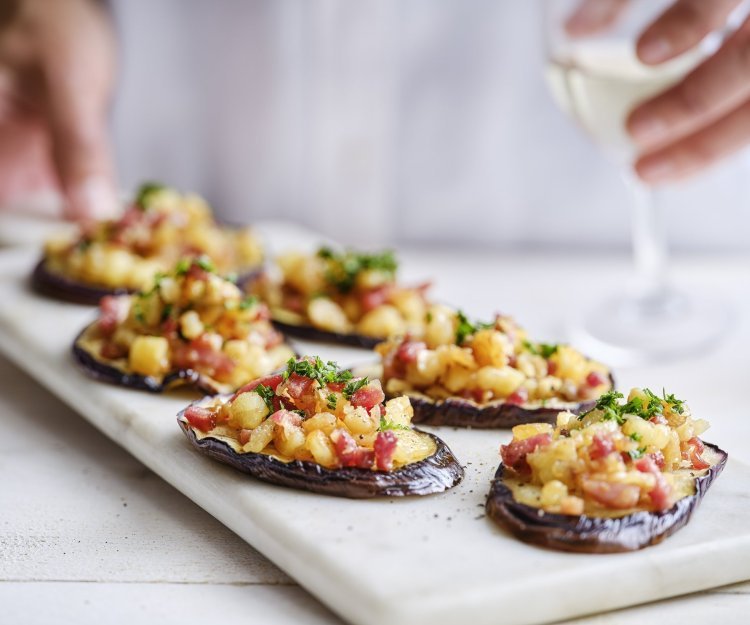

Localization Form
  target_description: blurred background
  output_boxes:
[110,0,750,251]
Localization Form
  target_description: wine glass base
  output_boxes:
[568,290,733,366]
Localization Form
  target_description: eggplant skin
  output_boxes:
[177,404,464,499]
[31,258,263,306]
[271,318,381,349]
[399,394,594,429]
[394,373,616,429]
[485,442,728,553]
[72,324,226,395]
[31,259,130,305]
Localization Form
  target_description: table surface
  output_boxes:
[2,227,750,624]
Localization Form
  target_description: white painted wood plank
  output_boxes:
[0,583,342,625]
[0,355,289,585]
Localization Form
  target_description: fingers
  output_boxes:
[40,0,118,221]
[636,0,742,64]
[628,22,750,150]
[635,99,750,183]
[564,0,630,37]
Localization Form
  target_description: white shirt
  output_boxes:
[111,0,750,251]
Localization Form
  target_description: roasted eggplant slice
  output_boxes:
[73,258,295,394]
[249,247,432,349]
[270,314,381,349]
[376,311,614,428]
[486,443,727,553]
[31,258,129,305]
[34,182,264,305]
[177,358,464,498]
[32,257,262,306]
[485,389,727,552]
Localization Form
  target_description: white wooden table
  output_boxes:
[2,223,750,624]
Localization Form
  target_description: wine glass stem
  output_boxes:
[627,176,668,303]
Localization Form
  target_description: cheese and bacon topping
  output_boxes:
[43,183,263,292]
[252,247,431,340]
[78,257,293,390]
[183,357,437,471]
[500,388,717,516]
[376,308,611,406]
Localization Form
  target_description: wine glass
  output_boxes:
[542,0,735,365]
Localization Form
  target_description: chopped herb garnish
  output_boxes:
[628,447,646,461]
[133,302,146,325]
[76,239,92,252]
[195,256,216,273]
[425,311,433,323]
[253,384,276,413]
[239,295,258,310]
[378,417,409,432]
[161,303,173,322]
[175,259,192,276]
[662,389,685,414]
[282,357,353,389]
[225,272,238,284]
[523,340,559,359]
[326,394,338,410]
[580,388,686,424]
[629,432,642,442]
[316,246,398,293]
[455,310,494,345]
[134,181,165,209]
[343,377,369,400]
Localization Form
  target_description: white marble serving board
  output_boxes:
[1,234,749,625]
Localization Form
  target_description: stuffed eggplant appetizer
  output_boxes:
[250,247,432,348]
[375,309,613,428]
[34,182,264,304]
[73,257,295,394]
[486,388,727,553]
[178,357,464,497]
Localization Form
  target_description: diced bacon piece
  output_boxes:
[161,317,179,337]
[581,479,640,509]
[172,335,235,380]
[283,373,317,412]
[186,264,210,282]
[327,382,345,392]
[635,456,673,511]
[687,437,710,470]
[374,431,398,471]
[547,361,557,376]
[505,388,528,406]
[396,340,426,364]
[184,405,217,433]
[271,410,304,428]
[360,286,393,313]
[500,433,552,471]
[282,292,306,314]
[649,413,668,425]
[238,429,252,445]
[648,451,666,470]
[331,429,375,469]
[350,382,385,410]
[98,295,128,337]
[100,341,127,360]
[586,371,607,387]
[233,373,284,401]
[589,434,614,460]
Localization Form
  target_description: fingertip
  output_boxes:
[64,176,120,222]
[633,154,677,184]
[636,34,674,65]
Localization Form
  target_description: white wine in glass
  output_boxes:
[543,0,732,365]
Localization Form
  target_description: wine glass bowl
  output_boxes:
[542,0,734,365]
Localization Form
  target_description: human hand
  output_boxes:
[626,0,749,183]
[0,0,118,220]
